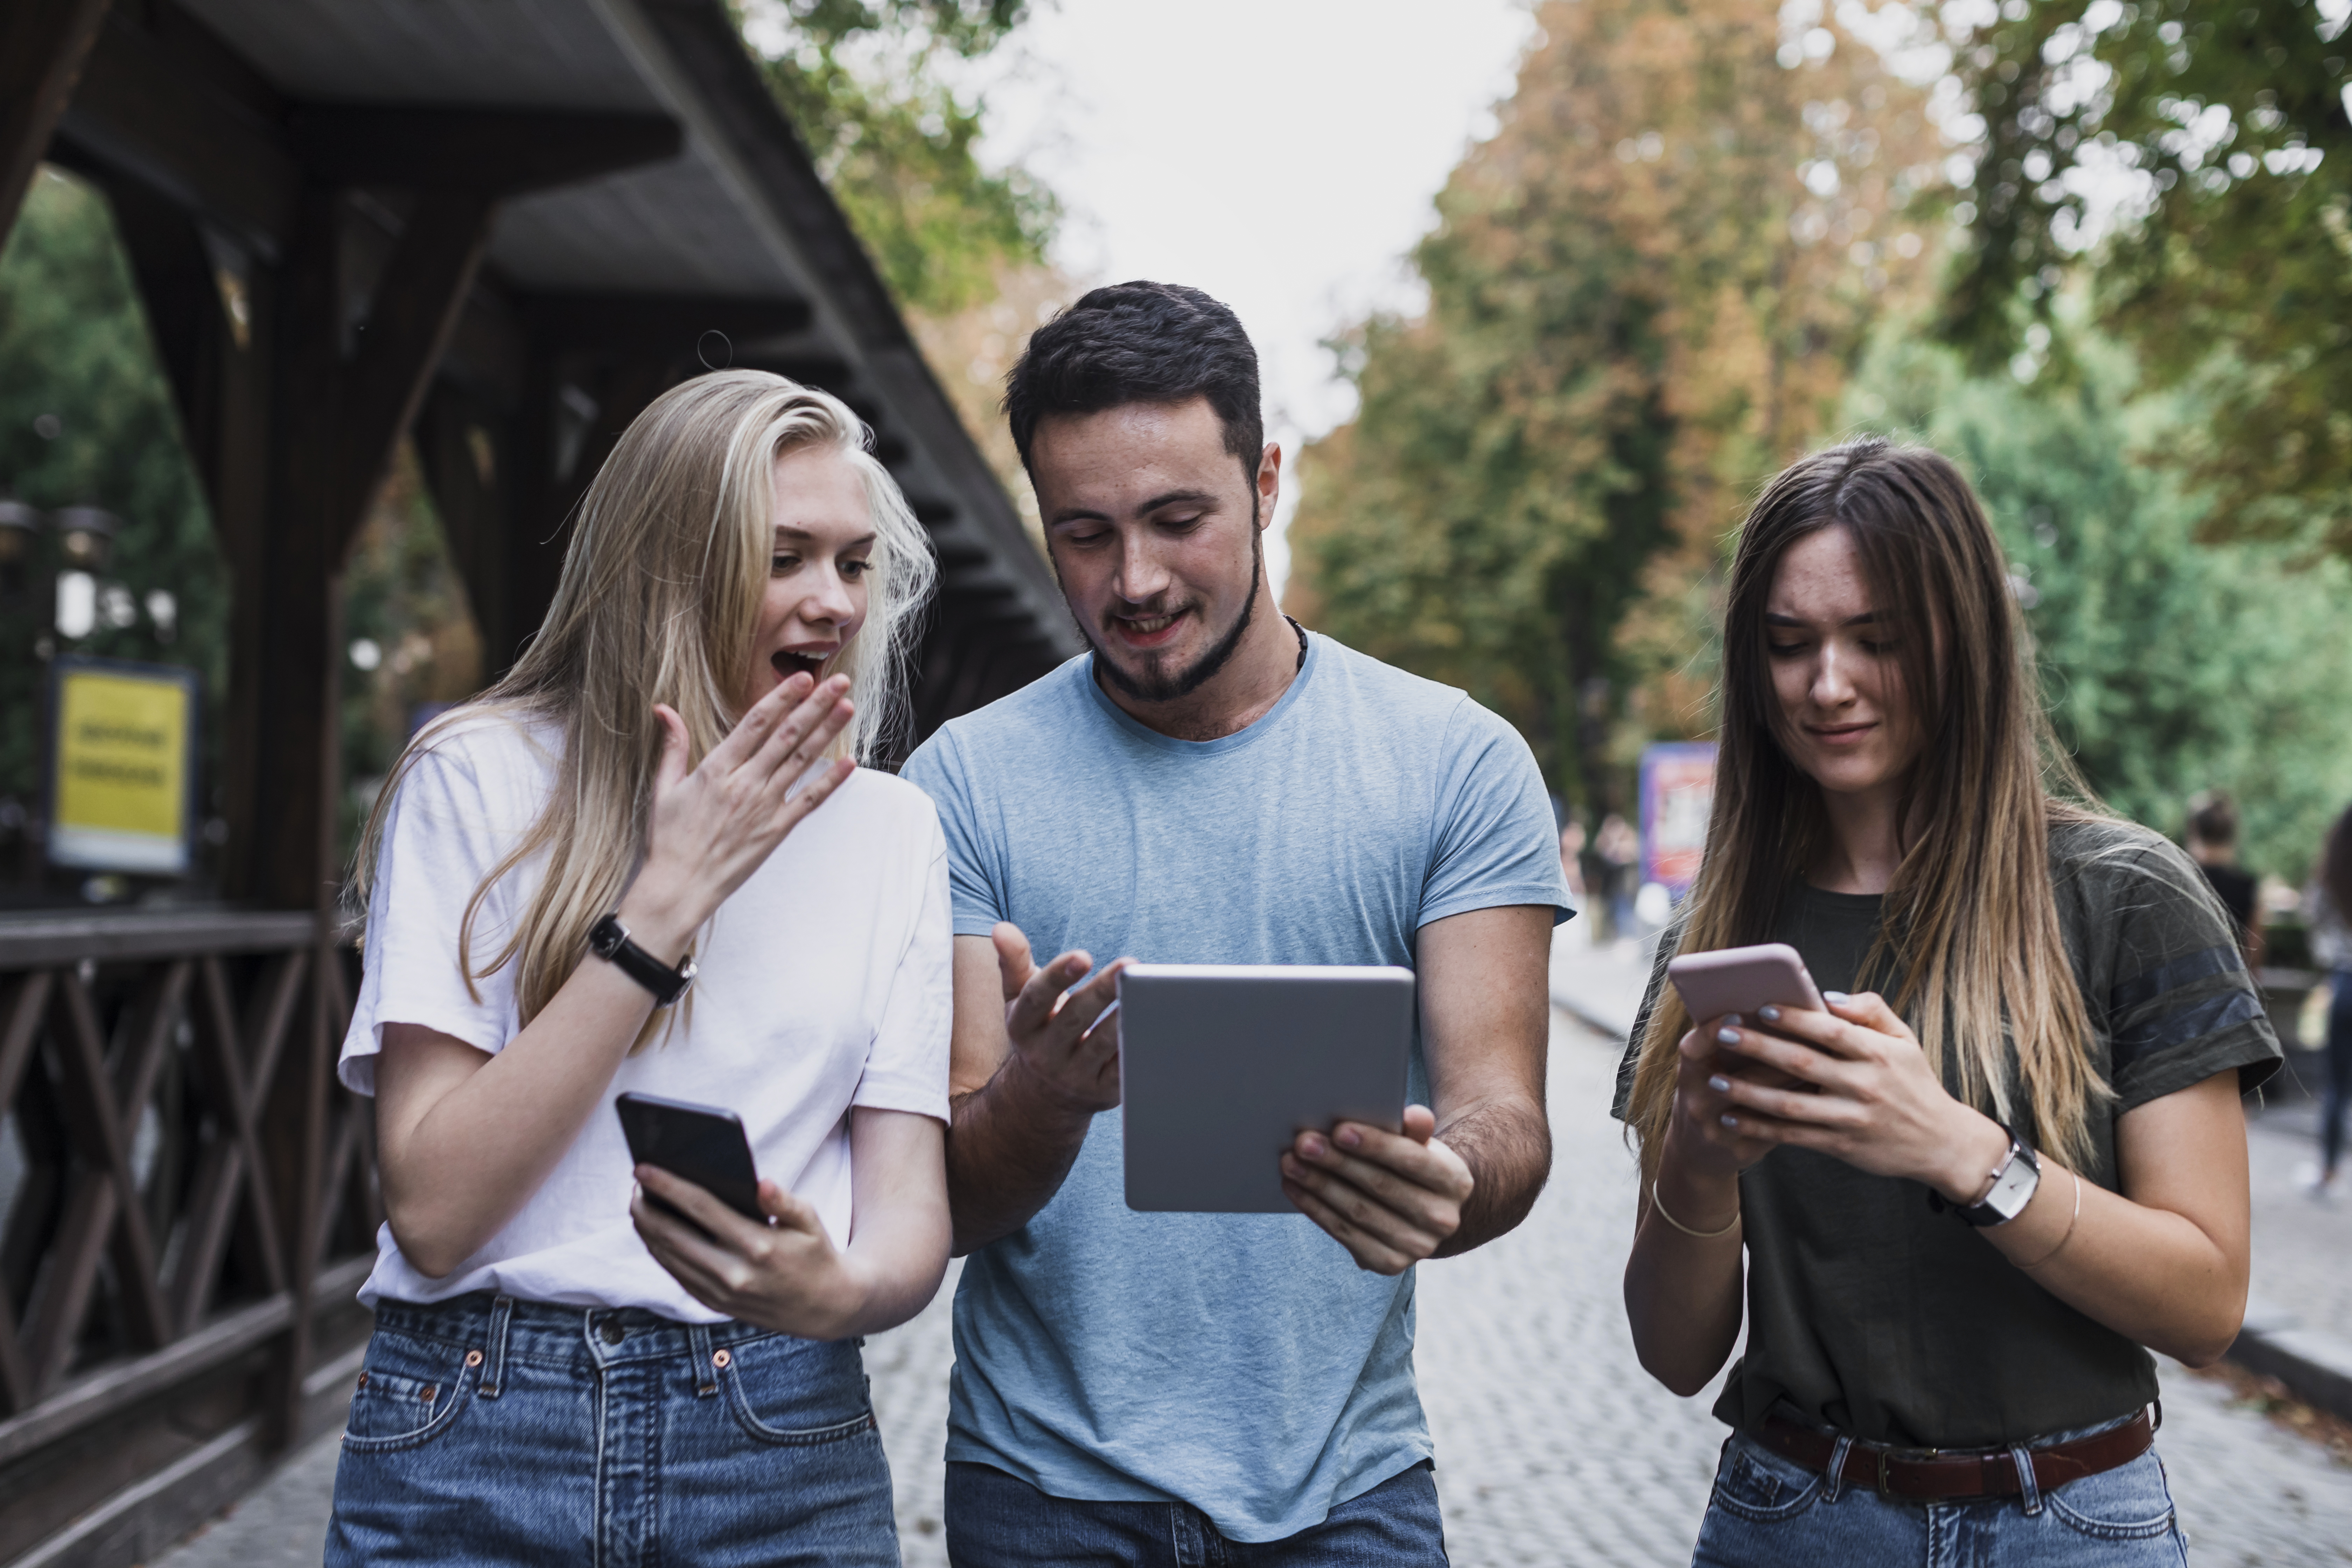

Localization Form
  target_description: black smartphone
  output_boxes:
[615,1092,766,1226]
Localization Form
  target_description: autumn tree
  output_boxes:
[1287,0,1948,808]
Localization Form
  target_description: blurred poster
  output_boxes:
[48,658,199,875]
[1639,741,1715,896]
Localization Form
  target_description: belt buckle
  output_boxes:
[1875,1445,1940,1499]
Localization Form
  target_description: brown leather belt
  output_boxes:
[1756,1407,2157,1502]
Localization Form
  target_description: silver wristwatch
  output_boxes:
[1952,1128,2041,1228]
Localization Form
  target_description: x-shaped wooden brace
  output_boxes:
[313,955,380,1263]
[167,953,304,1332]
[11,962,187,1402]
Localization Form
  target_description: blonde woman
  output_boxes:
[326,372,950,1566]
[1617,439,2279,1565]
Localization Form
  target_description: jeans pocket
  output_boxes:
[2046,1451,2180,1541]
[1708,1434,1825,1523]
[340,1330,481,1452]
[719,1333,877,1447]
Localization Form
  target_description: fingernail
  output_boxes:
[1717,1026,1740,1045]
[1302,1134,1326,1157]
[1722,1013,1742,1027]
[1823,990,1848,1004]
[1720,1113,1740,1128]
[1757,1004,1780,1023]
[1708,1075,1731,1093]
[1337,1127,1362,1149]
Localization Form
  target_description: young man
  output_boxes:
[899,282,1570,1564]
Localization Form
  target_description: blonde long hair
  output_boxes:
[354,371,937,1032]
[1624,438,2110,1179]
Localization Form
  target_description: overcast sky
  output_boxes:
[969,1,1540,587]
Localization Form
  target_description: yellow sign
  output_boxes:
[50,660,197,874]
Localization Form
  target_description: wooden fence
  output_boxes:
[0,911,376,1566]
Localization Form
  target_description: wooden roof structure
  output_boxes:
[0,3,1073,1561]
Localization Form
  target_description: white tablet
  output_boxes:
[1115,963,1416,1213]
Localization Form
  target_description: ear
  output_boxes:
[1255,441,1283,530]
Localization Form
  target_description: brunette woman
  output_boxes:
[2306,805,2352,1196]
[1617,439,2279,1564]
[327,372,949,1565]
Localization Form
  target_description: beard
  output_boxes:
[1077,528,1263,705]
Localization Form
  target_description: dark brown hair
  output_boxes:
[1625,438,2112,1175]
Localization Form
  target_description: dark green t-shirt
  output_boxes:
[1612,819,2282,1448]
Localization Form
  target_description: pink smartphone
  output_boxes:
[1666,942,1826,1024]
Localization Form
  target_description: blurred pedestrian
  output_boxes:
[1560,816,1589,903]
[2305,805,2352,1198]
[1617,438,2279,1566]
[1595,811,1640,942]
[326,374,953,1567]
[2186,789,2265,966]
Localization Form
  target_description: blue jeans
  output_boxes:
[326,1293,898,1566]
[944,1459,1448,1566]
[1692,1428,2188,1567]
[2323,968,2352,1176]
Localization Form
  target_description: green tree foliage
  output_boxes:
[1847,322,2352,875]
[1940,0,2352,549]
[0,169,227,834]
[743,0,1056,313]
[1288,0,1946,808]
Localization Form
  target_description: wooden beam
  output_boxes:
[288,107,682,195]
[330,188,495,560]
[57,8,298,255]
[227,186,342,915]
[523,292,812,354]
[0,0,112,243]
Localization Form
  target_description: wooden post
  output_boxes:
[0,0,112,242]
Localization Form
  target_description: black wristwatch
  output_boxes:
[1930,1125,2042,1227]
[589,914,696,1007]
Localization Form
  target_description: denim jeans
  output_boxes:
[1691,1427,2188,1567]
[326,1292,898,1567]
[944,1458,1448,1567]
[2322,968,2352,1176]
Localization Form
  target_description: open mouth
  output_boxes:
[1109,608,1189,648]
[771,649,832,682]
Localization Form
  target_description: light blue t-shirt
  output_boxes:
[899,632,1571,1541]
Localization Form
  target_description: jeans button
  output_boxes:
[599,1318,625,1345]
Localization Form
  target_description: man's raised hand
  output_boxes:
[992,922,1126,1120]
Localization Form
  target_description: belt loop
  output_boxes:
[688,1323,718,1398]
[2010,1443,2043,1516]
[477,1294,514,1400]
[1823,1435,1853,1504]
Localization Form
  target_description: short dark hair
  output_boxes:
[2186,790,2238,847]
[1003,281,1263,486]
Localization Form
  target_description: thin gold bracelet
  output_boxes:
[2018,1169,2082,1270]
[1651,1179,1741,1240]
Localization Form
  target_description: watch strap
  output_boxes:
[589,914,695,1007]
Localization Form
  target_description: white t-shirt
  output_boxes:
[340,713,953,1320]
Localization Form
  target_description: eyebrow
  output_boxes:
[772,526,876,548]
[1765,610,1889,628]
[1049,488,1221,526]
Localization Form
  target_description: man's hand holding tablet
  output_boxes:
[1281,1105,1474,1277]
[1114,963,1475,1276]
